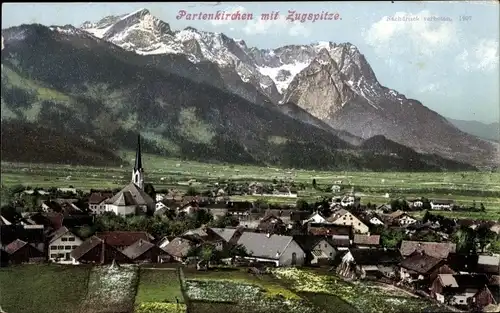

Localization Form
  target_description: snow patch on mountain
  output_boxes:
[258,62,309,93]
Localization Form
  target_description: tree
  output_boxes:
[185,187,198,196]
[254,199,269,210]
[312,179,317,189]
[296,199,309,211]
[380,228,406,248]
[452,225,476,254]
[475,225,496,253]
[422,198,431,211]
[209,213,239,228]
[480,203,486,212]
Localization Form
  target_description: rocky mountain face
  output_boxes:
[78,8,496,167]
[0,23,474,171]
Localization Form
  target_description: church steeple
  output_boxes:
[132,134,144,189]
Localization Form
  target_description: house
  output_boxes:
[368,215,385,226]
[431,274,490,306]
[0,224,46,253]
[208,208,229,220]
[48,226,83,264]
[473,285,500,311]
[104,182,155,216]
[155,202,167,212]
[340,195,357,207]
[70,236,131,264]
[337,248,402,279]
[88,192,112,215]
[182,227,226,250]
[258,214,286,234]
[331,185,342,193]
[3,239,44,264]
[156,236,175,250]
[327,209,369,234]
[477,255,500,274]
[208,227,243,245]
[430,199,454,210]
[377,204,392,213]
[304,211,327,224]
[163,237,198,262]
[408,198,424,209]
[399,252,451,284]
[294,235,338,265]
[95,231,154,251]
[236,232,305,266]
[400,241,456,259]
[122,239,172,263]
[353,234,380,249]
[387,210,417,226]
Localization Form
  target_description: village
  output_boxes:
[1,138,499,313]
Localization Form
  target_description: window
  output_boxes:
[61,237,68,241]
[68,237,75,241]
[64,246,71,250]
[58,246,64,250]
[50,246,57,250]
[72,245,78,249]
[50,254,58,258]
[58,253,64,258]
[343,216,346,220]
[324,244,327,248]
[358,223,360,226]
[329,253,333,256]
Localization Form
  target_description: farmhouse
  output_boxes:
[327,209,369,234]
[431,274,490,306]
[304,211,327,224]
[88,192,113,215]
[399,251,451,284]
[337,248,402,279]
[430,199,454,210]
[3,239,44,264]
[294,235,338,265]
[48,226,83,264]
[387,210,417,226]
[236,232,305,266]
[95,231,154,251]
[408,198,424,208]
[163,237,197,262]
[353,234,380,249]
[70,236,131,264]
[122,239,171,263]
[400,241,457,259]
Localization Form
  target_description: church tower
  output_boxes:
[132,134,144,189]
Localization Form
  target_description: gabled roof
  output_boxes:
[349,248,402,265]
[4,239,28,254]
[122,239,157,260]
[308,223,352,236]
[400,241,456,259]
[163,237,194,258]
[236,232,297,260]
[438,274,489,290]
[431,199,454,205]
[208,228,238,243]
[400,252,444,275]
[293,235,322,252]
[49,226,80,244]
[0,215,12,226]
[105,182,154,206]
[327,209,350,222]
[95,231,154,247]
[71,236,102,260]
[88,192,113,204]
[353,234,380,246]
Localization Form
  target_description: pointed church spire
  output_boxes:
[134,134,142,171]
[132,133,144,189]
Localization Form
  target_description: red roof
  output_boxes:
[95,231,153,247]
[88,192,113,204]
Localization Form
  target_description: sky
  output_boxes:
[2,1,499,124]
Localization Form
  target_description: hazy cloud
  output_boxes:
[456,39,499,72]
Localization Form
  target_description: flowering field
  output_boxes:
[80,264,139,313]
[272,268,446,313]
[185,277,322,313]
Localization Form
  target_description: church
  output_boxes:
[104,135,155,216]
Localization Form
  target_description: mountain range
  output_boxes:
[447,118,499,143]
[0,8,495,171]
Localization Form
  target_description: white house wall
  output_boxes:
[49,232,83,264]
[279,240,305,266]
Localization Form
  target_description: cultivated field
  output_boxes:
[1,151,500,220]
[0,265,454,313]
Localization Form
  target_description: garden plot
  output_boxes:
[185,279,321,313]
[272,268,445,313]
[80,264,139,313]
[135,268,187,313]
